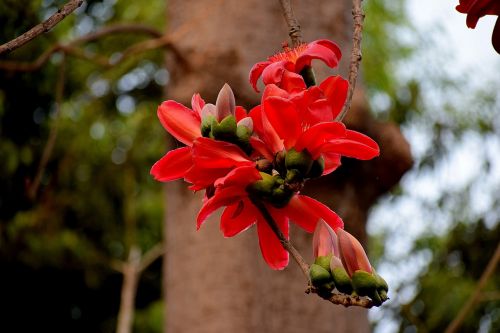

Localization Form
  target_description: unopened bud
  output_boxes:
[215,83,236,121]
[270,186,293,208]
[331,266,352,295]
[351,270,382,306]
[212,115,237,141]
[309,264,333,291]
[285,148,313,175]
[285,168,303,184]
[247,172,276,199]
[314,254,333,273]
[201,114,217,137]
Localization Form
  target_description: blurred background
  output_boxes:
[0,0,498,332]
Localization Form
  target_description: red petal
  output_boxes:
[150,146,192,182]
[214,165,262,188]
[263,97,301,149]
[220,198,257,237]
[262,83,290,99]
[320,130,380,160]
[157,101,201,146]
[280,71,307,93]
[295,40,342,71]
[312,220,339,258]
[261,61,288,85]
[295,122,347,158]
[283,195,343,232]
[235,106,248,122]
[197,187,246,229]
[249,136,275,162]
[191,93,205,118]
[249,61,271,92]
[319,75,349,119]
[192,137,254,169]
[250,101,284,154]
[322,151,342,175]
[256,206,289,270]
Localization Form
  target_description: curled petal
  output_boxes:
[213,165,262,189]
[319,75,349,119]
[150,147,192,182]
[280,71,307,92]
[191,93,205,117]
[261,61,290,86]
[322,151,342,176]
[257,206,289,270]
[220,198,258,237]
[249,61,272,92]
[158,101,201,146]
[295,39,342,71]
[192,137,254,169]
[320,130,380,160]
[295,122,347,158]
[249,104,284,155]
[249,136,275,162]
[197,187,247,230]
[283,195,344,233]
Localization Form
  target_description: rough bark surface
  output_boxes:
[163,1,413,332]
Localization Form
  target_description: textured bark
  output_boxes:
[163,1,413,332]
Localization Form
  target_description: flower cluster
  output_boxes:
[456,0,500,53]
[151,39,380,273]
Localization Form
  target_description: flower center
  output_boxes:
[268,42,307,63]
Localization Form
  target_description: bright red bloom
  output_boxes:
[196,166,344,270]
[249,39,342,92]
[456,0,500,53]
[249,83,379,176]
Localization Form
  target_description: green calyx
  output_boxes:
[299,65,317,87]
[201,114,217,138]
[211,115,237,140]
[308,156,325,178]
[351,270,383,306]
[314,254,333,273]
[331,267,353,295]
[247,172,294,208]
[285,148,313,176]
[374,272,389,302]
[309,264,334,292]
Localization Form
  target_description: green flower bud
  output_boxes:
[331,267,353,295]
[351,270,382,306]
[201,114,217,138]
[212,115,237,141]
[307,156,325,178]
[374,272,389,302]
[309,264,333,289]
[314,254,333,273]
[285,148,313,175]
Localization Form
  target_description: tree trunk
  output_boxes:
[162,1,413,332]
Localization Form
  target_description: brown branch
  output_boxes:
[138,243,165,273]
[0,24,163,72]
[278,0,302,46]
[250,197,310,280]
[116,246,141,333]
[0,0,84,55]
[445,243,500,333]
[28,55,66,200]
[306,287,374,308]
[336,0,365,122]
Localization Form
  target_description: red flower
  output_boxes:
[249,84,379,176]
[249,39,342,92]
[151,84,255,189]
[456,0,500,53]
[196,166,344,270]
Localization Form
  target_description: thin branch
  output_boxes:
[116,246,141,333]
[250,198,310,280]
[306,287,374,308]
[277,0,303,46]
[445,243,500,333]
[0,0,84,55]
[139,243,165,273]
[28,55,66,200]
[335,0,365,122]
[0,24,163,72]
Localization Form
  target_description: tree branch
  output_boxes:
[277,0,302,46]
[306,287,374,308]
[445,243,500,333]
[336,0,365,122]
[0,0,84,55]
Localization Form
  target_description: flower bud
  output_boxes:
[309,263,334,292]
[256,158,273,173]
[374,272,389,302]
[285,168,303,184]
[336,228,372,277]
[247,172,276,199]
[285,148,313,175]
[351,270,382,306]
[270,186,293,208]
[330,266,353,295]
[312,220,339,258]
[201,114,217,137]
[215,83,236,121]
[307,156,325,178]
[314,254,333,273]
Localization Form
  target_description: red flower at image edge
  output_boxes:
[456,0,500,53]
[249,39,342,92]
[196,166,344,270]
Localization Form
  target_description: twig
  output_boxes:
[138,242,165,273]
[116,246,141,333]
[250,198,310,280]
[277,0,302,46]
[28,55,66,200]
[306,287,374,308]
[0,0,84,55]
[0,24,163,72]
[445,243,500,333]
[335,0,365,122]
